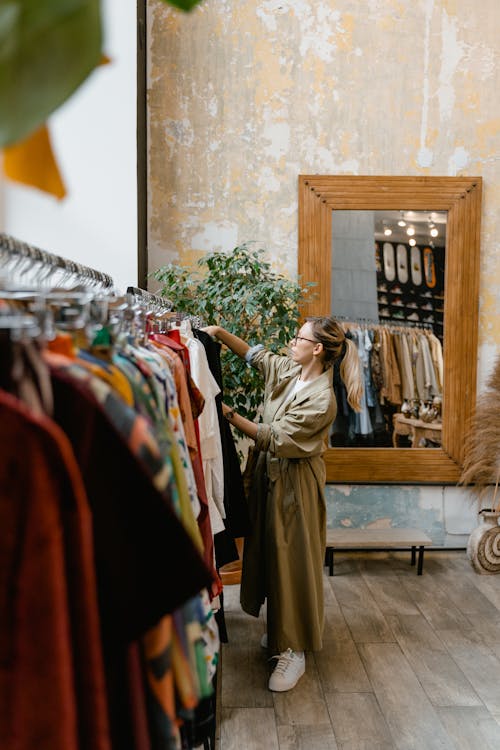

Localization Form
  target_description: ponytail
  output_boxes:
[306,315,364,412]
[340,338,363,412]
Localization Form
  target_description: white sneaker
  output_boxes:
[268,648,305,692]
[261,633,268,649]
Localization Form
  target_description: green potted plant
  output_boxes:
[153,243,315,422]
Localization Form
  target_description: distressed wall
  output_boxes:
[147,0,500,542]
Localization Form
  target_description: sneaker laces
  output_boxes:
[269,648,296,676]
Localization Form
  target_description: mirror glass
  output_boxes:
[330,209,446,449]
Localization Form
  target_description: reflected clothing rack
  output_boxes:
[334,313,434,332]
[331,318,443,448]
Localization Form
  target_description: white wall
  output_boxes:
[3,0,137,292]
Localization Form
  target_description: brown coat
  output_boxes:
[240,348,336,652]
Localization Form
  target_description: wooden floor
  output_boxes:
[217,551,500,750]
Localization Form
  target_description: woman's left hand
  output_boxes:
[202,325,220,338]
[221,402,234,419]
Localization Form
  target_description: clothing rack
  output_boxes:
[127,287,207,329]
[127,285,173,312]
[334,314,379,325]
[378,318,434,331]
[338,316,434,331]
[0,233,114,289]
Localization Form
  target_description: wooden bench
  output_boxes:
[325,527,432,576]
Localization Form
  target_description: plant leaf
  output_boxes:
[0,0,102,147]
[158,0,202,10]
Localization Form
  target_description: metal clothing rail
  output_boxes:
[126,286,173,311]
[0,233,114,289]
[338,315,434,331]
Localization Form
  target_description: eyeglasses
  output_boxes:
[291,335,318,345]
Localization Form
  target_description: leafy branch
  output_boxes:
[153,243,315,421]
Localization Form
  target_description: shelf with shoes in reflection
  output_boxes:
[392,413,442,448]
[375,241,445,341]
[392,397,443,448]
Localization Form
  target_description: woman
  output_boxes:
[204,317,362,691]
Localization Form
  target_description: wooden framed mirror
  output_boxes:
[298,175,482,484]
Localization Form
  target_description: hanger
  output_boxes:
[0,233,114,291]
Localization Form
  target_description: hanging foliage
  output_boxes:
[0,0,102,147]
[160,0,202,9]
[0,0,202,148]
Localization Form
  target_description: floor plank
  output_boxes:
[314,640,372,693]
[460,567,500,612]
[436,706,500,750]
[399,570,472,630]
[322,605,354,643]
[329,575,395,643]
[438,627,500,715]
[424,557,500,616]
[220,707,279,750]
[358,642,456,749]
[276,723,339,750]
[360,560,421,616]
[326,692,394,749]
[221,644,273,708]
[387,614,481,707]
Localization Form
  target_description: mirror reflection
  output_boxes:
[330,209,446,449]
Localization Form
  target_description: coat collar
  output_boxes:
[290,368,333,405]
[270,366,332,418]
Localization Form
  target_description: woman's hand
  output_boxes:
[220,402,258,440]
[202,325,221,339]
[202,326,250,360]
[221,402,235,420]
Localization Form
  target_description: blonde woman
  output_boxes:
[204,317,362,691]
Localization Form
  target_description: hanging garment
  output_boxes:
[47,359,212,750]
[183,334,226,535]
[428,332,444,391]
[194,328,250,542]
[352,328,373,436]
[393,333,414,401]
[0,389,111,750]
[149,332,217,577]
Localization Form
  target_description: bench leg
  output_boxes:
[411,546,416,566]
[325,547,334,576]
[417,546,425,575]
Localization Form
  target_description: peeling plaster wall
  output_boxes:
[147,0,500,542]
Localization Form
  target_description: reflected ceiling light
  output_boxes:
[398,219,406,227]
[384,227,392,236]
[409,238,417,247]
[430,227,439,237]
[406,227,415,236]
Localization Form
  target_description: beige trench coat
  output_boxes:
[240,347,336,653]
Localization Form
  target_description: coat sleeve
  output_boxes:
[255,389,335,458]
[247,346,297,392]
